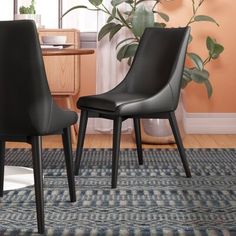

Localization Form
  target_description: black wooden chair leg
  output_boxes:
[62,127,76,202]
[0,141,5,197]
[133,118,143,165]
[111,117,122,189]
[168,112,191,178]
[31,136,45,234]
[75,110,88,175]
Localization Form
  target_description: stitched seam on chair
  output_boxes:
[116,98,146,114]
[169,83,175,108]
[46,99,53,133]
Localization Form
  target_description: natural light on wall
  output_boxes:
[0,0,97,32]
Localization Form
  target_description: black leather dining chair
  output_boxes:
[75,27,192,189]
[0,20,77,234]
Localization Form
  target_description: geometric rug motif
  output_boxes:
[0,148,236,235]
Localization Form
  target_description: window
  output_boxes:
[7,0,98,31]
[0,1,14,20]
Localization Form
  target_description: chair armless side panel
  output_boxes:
[168,27,190,110]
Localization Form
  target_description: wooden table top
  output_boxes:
[42,48,94,56]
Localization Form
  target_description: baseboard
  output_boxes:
[183,110,236,134]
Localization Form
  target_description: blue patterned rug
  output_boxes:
[0,148,236,235]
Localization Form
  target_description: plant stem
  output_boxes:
[203,56,211,65]
[99,4,129,29]
[101,3,111,15]
[152,1,159,12]
[191,0,195,14]
[99,2,140,41]
[187,0,206,26]
[134,0,137,10]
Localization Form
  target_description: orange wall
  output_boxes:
[79,1,236,113]
[160,0,236,113]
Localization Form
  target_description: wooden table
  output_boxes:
[42,48,94,144]
[42,48,94,56]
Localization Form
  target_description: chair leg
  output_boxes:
[0,141,5,197]
[74,110,88,175]
[168,112,191,178]
[62,127,76,202]
[31,136,45,234]
[111,117,122,189]
[133,118,143,165]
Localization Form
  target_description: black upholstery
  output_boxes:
[75,27,191,188]
[0,20,77,234]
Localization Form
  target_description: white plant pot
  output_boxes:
[139,96,185,144]
[15,14,41,28]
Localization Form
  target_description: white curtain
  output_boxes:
[62,0,97,32]
[94,0,132,133]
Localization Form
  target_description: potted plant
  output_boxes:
[63,0,224,143]
[15,0,41,28]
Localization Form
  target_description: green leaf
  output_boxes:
[188,52,204,70]
[206,37,224,59]
[206,36,215,52]
[109,24,122,40]
[112,7,116,17]
[123,44,138,58]
[107,16,114,23]
[116,37,137,49]
[190,68,209,83]
[132,5,155,37]
[204,79,213,98]
[154,11,169,22]
[194,15,219,26]
[117,43,138,61]
[188,34,193,44]
[182,68,192,88]
[182,67,212,97]
[111,0,127,6]
[89,0,103,6]
[183,68,192,80]
[125,0,134,4]
[98,23,116,41]
[211,44,224,59]
[127,57,133,66]
[117,9,130,28]
[117,44,129,61]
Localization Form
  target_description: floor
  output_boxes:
[6,134,236,149]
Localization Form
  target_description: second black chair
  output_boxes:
[0,20,77,234]
[75,27,192,188]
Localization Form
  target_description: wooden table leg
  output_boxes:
[65,96,78,144]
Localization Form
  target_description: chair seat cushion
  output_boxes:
[45,103,78,135]
[77,93,148,113]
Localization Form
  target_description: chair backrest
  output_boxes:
[0,20,52,136]
[120,27,190,107]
